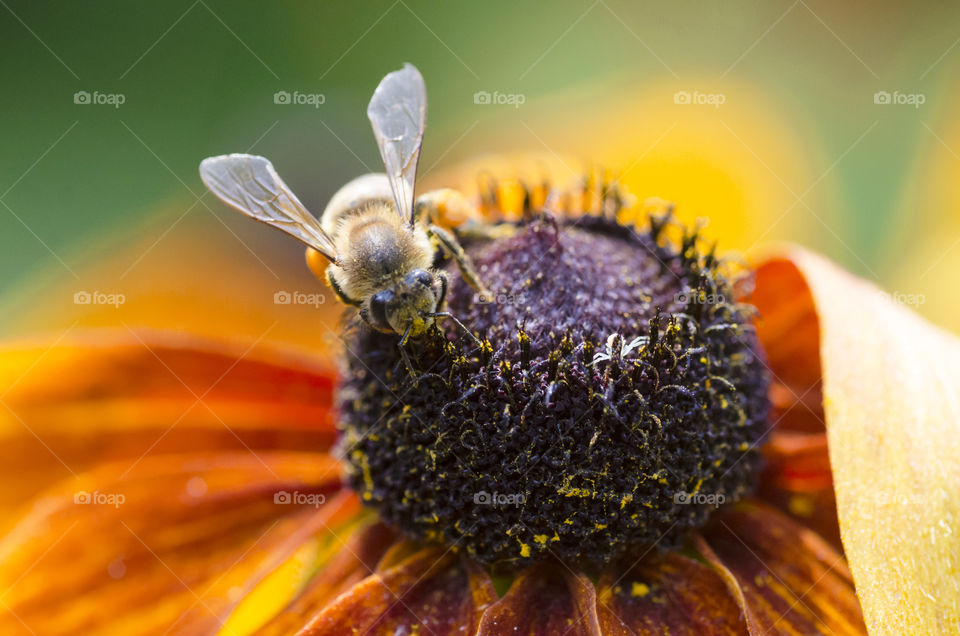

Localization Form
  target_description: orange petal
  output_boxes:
[0,330,337,526]
[475,565,601,636]
[758,429,841,549]
[253,522,396,635]
[697,501,865,635]
[756,248,960,633]
[302,548,497,635]
[0,450,355,635]
[596,550,747,635]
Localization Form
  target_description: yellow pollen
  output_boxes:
[631,582,650,597]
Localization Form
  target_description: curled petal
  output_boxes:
[756,249,960,633]
[751,254,841,547]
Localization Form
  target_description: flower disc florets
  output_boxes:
[337,209,770,570]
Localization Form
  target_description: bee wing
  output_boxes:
[199,154,338,261]
[367,63,426,227]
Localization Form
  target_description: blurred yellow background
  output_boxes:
[1,0,958,341]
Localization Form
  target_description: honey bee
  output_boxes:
[199,64,489,358]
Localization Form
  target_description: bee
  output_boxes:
[199,64,489,360]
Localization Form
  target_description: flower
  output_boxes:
[0,166,957,636]
[337,204,771,570]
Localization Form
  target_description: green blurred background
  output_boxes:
[2,0,959,338]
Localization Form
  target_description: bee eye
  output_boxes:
[370,290,394,329]
[410,269,433,288]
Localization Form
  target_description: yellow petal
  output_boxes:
[755,247,960,634]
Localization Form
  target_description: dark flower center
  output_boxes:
[336,211,770,571]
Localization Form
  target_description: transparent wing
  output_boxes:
[367,63,426,226]
[199,154,337,261]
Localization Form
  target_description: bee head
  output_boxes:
[366,268,442,336]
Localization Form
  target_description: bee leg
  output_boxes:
[397,322,417,378]
[424,311,482,349]
[435,270,449,308]
[327,270,362,306]
[426,224,492,298]
[455,221,518,242]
